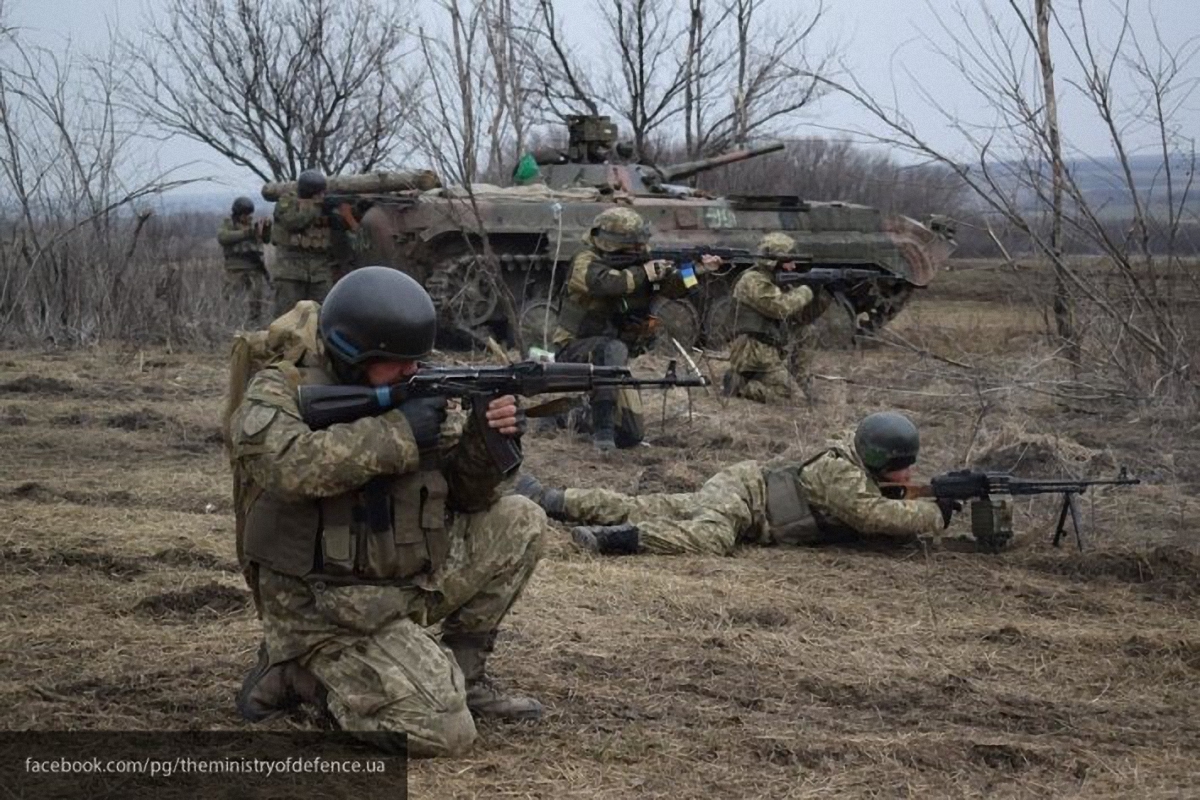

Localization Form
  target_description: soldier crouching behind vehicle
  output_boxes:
[724,232,831,405]
[553,207,720,451]
[228,267,547,756]
[516,411,955,556]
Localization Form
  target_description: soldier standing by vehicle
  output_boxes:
[229,267,547,756]
[516,411,955,556]
[724,232,831,404]
[217,196,271,326]
[552,207,720,451]
[270,169,341,316]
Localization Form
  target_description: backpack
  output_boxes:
[221,301,323,612]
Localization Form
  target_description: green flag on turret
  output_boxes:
[512,153,540,185]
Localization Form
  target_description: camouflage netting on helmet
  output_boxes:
[756,232,797,268]
[586,207,651,253]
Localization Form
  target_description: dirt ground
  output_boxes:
[2,262,1198,798]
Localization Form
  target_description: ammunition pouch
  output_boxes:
[733,302,786,347]
[763,467,822,545]
[242,469,451,585]
[970,498,1013,553]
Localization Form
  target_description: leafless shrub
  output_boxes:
[0,17,210,346]
[819,0,1200,404]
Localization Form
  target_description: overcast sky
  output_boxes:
[8,0,1198,197]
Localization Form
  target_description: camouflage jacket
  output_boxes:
[554,248,687,346]
[731,266,814,346]
[797,433,944,542]
[271,194,331,252]
[228,306,508,583]
[217,218,265,268]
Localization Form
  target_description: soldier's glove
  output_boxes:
[397,396,448,451]
[936,497,964,529]
[641,259,674,284]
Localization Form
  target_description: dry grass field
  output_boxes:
[2,261,1198,798]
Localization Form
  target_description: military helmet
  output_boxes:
[231,196,255,216]
[297,169,327,199]
[319,267,437,367]
[588,207,651,253]
[854,411,920,474]
[757,232,796,267]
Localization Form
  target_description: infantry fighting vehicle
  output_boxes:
[263,115,955,349]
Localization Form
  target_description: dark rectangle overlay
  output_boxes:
[0,730,407,800]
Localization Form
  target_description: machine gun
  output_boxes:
[884,468,1140,551]
[297,360,708,475]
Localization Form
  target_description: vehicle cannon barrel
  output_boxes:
[261,170,442,201]
[658,142,786,183]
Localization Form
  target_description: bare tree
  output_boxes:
[686,0,834,155]
[0,14,199,344]
[123,0,420,181]
[532,0,834,159]
[819,0,1200,401]
[409,0,540,348]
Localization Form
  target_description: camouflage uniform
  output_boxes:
[561,432,944,555]
[229,307,546,756]
[217,217,270,325]
[553,208,689,449]
[725,233,828,403]
[270,193,339,316]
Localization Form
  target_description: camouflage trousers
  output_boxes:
[556,336,644,448]
[271,250,339,317]
[255,495,546,757]
[223,267,269,328]
[725,331,816,404]
[563,460,768,555]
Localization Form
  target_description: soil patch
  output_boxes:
[0,545,146,579]
[132,583,250,620]
[0,375,76,394]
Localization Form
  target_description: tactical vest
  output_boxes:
[762,452,861,546]
[272,198,332,252]
[240,363,451,586]
[219,221,264,269]
[732,269,787,346]
[554,251,628,344]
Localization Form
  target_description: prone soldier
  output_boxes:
[229,267,547,756]
[516,411,955,555]
[217,196,271,326]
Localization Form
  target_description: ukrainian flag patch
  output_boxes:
[679,263,699,289]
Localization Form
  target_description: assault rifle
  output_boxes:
[297,360,708,474]
[884,468,1140,551]
[604,246,813,270]
[775,267,905,290]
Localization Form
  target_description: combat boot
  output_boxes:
[236,642,327,723]
[590,399,617,452]
[442,631,542,721]
[571,523,642,555]
[512,473,567,520]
